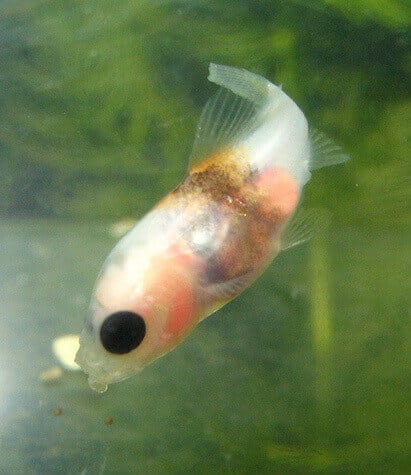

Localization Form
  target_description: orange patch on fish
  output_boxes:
[147,253,196,337]
[252,167,299,221]
[166,278,195,336]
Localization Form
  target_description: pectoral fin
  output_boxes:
[280,207,329,251]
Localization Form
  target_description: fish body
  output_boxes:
[75,64,348,392]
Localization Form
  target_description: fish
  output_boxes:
[75,63,349,392]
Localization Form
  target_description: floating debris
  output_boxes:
[39,365,63,383]
[53,407,63,416]
[109,218,136,238]
[104,416,113,425]
[52,334,80,371]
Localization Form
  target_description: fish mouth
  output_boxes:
[75,329,119,393]
[75,328,142,393]
[75,354,109,393]
[75,332,108,392]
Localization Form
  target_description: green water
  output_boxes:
[0,1,410,474]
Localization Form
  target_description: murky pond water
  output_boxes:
[0,1,409,473]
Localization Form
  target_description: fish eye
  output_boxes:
[100,311,146,354]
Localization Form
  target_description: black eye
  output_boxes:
[100,311,146,354]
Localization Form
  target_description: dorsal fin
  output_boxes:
[189,87,256,166]
[309,128,350,170]
[189,64,285,167]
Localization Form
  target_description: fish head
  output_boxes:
[75,303,152,393]
[75,241,196,393]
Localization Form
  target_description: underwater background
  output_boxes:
[0,0,409,473]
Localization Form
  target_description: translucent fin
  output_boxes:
[201,274,251,320]
[190,63,284,166]
[309,128,350,170]
[281,207,329,251]
[208,63,275,106]
[190,87,257,165]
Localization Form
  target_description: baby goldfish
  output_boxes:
[75,64,348,392]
